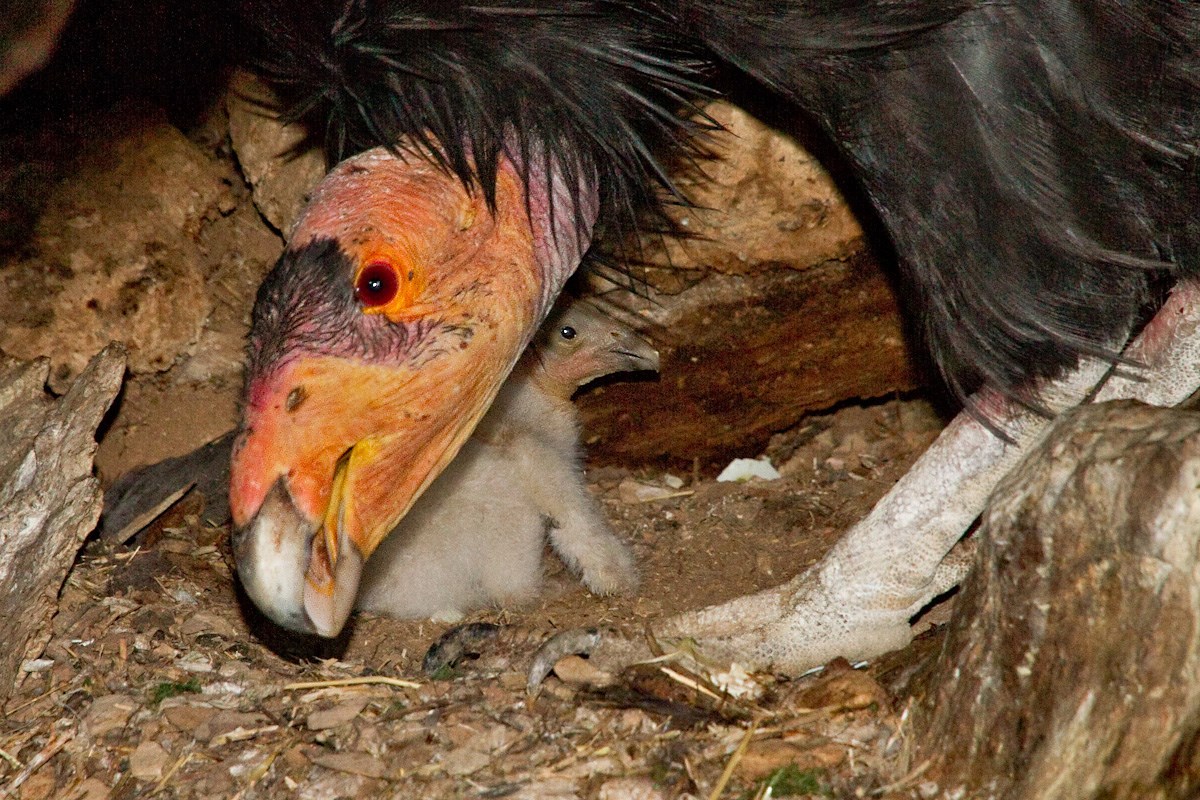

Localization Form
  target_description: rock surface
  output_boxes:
[0,346,124,700]
[648,100,864,275]
[0,105,225,388]
[912,400,1200,799]
[226,70,325,235]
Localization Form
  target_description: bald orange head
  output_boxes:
[230,145,596,636]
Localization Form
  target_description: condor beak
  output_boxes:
[231,478,347,636]
[230,351,512,637]
[232,449,364,638]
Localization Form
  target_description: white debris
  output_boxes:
[202,681,246,696]
[716,457,781,482]
[617,478,680,504]
[175,652,214,673]
[710,662,764,700]
[20,658,53,673]
[171,588,198,605]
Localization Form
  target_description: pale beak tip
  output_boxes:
[232,480,320,635]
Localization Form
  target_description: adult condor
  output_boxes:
[227,0,1200,675]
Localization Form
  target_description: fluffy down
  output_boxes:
[355,300,656,621]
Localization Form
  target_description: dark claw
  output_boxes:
[526,627,603,696]
[422,622,502,676]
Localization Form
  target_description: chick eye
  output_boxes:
[559,326,576,341]
[355,262,399,307]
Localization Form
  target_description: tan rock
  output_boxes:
[16,770,56,800]
[0,106,224,389]
[83,694,138,738]
[440,745,491,776]
[227,70,326,234]
[65,777,110,800]
[598,776,667,800]
[735,738,847,781]
[162,702,218,733]
[177,610,240,640]
[305,698,369,731]
[196,710,269,743]
[309,751,388,779]
[129,739,170,781]
[551,655,617,689]
[652,101,863,276]
[795,663,890,713]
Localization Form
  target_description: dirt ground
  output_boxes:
[0,393,953,800]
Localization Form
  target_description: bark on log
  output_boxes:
[578,255,917,468]
[911,401,1200,800]
[0,346,124,701]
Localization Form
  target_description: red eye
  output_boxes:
[355,262,399,307]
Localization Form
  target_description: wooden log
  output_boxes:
[910,400,1200,800]
[0,345,123,701]
[578,253,918,468]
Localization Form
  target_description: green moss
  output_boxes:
[150,678,201,706]
[761,765,829,797]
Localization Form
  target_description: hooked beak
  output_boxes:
[230,352,511,636]
[231,477,359,637]
[232,449,364,637]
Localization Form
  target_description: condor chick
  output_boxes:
[355,300,656,622]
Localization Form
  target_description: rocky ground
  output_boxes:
[0,396,952,800]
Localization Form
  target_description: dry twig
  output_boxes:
[1,727,75,797]
[707,720,758,800]
[283,676,420,691]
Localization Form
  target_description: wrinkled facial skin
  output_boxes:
[230,147,594,637]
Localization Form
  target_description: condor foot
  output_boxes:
[528,540,973,691]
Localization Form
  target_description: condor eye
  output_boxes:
[559,325,577,341]
[354,262,399,307]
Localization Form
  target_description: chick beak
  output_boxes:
[610,329,660,373]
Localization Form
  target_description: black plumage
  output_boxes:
[241,0,712,245]
[696,1,1200,405]
[241,0,1200,408]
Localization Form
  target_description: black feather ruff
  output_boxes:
[239,0,713,247]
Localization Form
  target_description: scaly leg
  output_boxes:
[531,283,1200,684]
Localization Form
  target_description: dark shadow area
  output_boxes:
[0,0,241,256]
[2,0,238,129]
[232,576,354,664]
